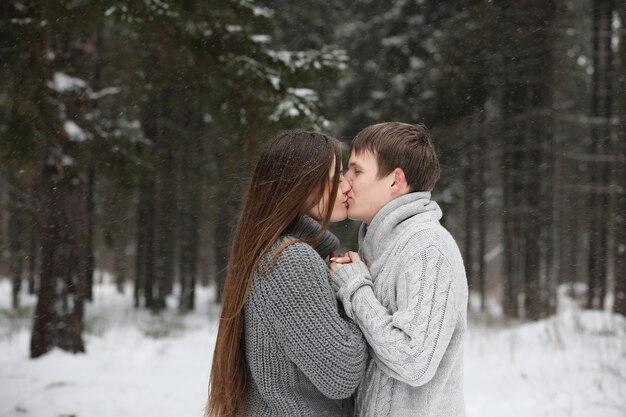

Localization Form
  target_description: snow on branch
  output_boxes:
[89,87,121,100]
[63,121,90,142]
[47,72,87,93]
[233,0,274,18]
[270,88,330,130]
[267,48,348,73]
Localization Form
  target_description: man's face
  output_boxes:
[345,150,396,225]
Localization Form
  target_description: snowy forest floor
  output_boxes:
[0,275,624,417]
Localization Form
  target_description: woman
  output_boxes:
[206,131,367,417]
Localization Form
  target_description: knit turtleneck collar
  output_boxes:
[358,192,442,268]
[285,215,339,259]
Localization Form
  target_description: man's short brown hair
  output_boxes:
[351,122,440,192]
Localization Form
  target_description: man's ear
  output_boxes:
[390,168,409,193]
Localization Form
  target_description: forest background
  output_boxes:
[0,0,624,371]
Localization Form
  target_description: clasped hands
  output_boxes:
[328,251,372,318]
[329,251,361,272]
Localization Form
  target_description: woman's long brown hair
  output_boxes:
[206,131,342,417]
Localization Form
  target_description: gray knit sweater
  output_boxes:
[331,192,468,417]
[243,216,368,417]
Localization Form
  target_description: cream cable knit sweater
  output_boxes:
[331,192,468,417]
[243,216,368,417]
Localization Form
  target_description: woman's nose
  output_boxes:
[340,176,351,193]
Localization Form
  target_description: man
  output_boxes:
[330,122,468,417]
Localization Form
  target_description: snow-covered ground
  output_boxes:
[0,276,624,417]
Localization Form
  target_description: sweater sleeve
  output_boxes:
[259,242,368,399]
[332,246,456,387]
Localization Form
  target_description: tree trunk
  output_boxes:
[178,110,202,311]
[114,238,126,294]
[502,143,518,318]
[498,0,556,320]
[524,2,556,320]
[8,189,25,310]
[135,54,160,310]
[179,173,200,312]
[135,176,156,309]
[154,148,177,308]
[477,122,487,312]
[86,168,95,302]
[524,131,543,320]
[30,19,97,357]
[501,97,525,319]
[31,164,88,358]
[614,144,626,315]
[497,1,535,320]
[463,150,475,295]
[109,189,130,295]
[613,8,626,316]
[28,222,38,295]
[214,212,231,304]
[586,0,614,310]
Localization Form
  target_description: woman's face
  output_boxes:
[308,158,351,222]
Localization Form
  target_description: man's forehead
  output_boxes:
[349,149,376,166]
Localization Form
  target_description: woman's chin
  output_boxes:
[329,208,348,223]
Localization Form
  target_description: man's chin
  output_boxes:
[346,209,362,222]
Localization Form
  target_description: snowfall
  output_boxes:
[0,275,624,417]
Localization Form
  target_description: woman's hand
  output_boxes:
[329,251,361,272]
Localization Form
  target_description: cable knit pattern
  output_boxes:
[331,193,468,417]
[244,215,368,417]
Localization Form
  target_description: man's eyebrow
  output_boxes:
[348,161,361,168]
